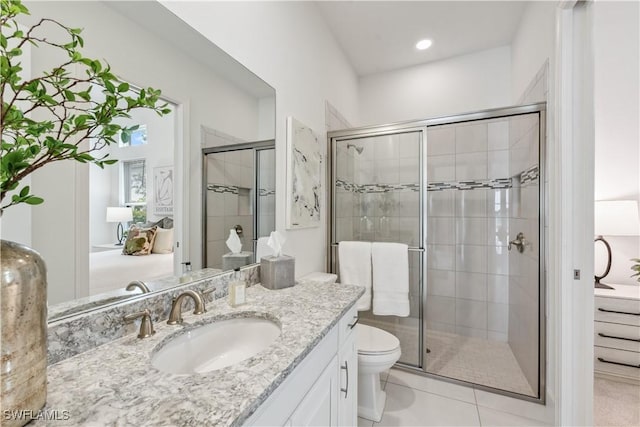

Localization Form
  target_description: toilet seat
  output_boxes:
[356,323,400,355]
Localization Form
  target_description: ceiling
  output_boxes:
[107,1,275,98]
[315,1,528,76]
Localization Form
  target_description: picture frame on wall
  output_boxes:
[153,166,173,216]
[286,117,322,229]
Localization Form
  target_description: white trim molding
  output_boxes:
[553,1,595,425]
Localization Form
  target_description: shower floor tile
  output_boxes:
[425,329,535,397]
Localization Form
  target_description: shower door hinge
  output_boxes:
[573,269,581,280]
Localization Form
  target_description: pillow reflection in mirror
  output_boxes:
[152,227,174,254]
[123,226,158,255]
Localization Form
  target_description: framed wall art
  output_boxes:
[153,166,173,216]
[286,117,322,229]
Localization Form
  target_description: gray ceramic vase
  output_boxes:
[1,240,47,427]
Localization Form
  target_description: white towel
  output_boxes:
[372,242,410,317]
[256,237,273,261]
[338,241,372,311]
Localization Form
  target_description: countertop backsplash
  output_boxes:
[47,265,260,365]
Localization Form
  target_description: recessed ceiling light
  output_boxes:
[416,39,433,50]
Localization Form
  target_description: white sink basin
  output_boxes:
[151,317,281,374]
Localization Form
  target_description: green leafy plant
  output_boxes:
[0,0,171,212]
[631,258,640,283]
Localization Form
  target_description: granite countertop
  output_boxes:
[38,281,363,426]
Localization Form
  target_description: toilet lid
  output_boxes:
[356,324,400,355]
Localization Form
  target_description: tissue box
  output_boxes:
[260,255,295,290]
[222,251,253,271]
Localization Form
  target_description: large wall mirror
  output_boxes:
[5,1,275,320]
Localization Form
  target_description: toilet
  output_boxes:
[299,272,402,422]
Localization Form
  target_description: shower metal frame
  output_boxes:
[327,103,547,404]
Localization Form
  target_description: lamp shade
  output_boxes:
[106,207,133,223]
[595,200,640,236]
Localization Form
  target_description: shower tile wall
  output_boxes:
[206,150,254,269]
[426,119,511,341]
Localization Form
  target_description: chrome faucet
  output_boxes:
[167,290,206,325]
[123,309,155,339]
[126,280,151,293]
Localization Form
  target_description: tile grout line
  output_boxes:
[473,388,484,426]
[385,379,479,407]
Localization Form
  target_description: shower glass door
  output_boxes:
[330,128,426,367]
[203,142,275,269]
[424,111,543,399]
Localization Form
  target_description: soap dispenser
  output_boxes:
[180,261,192,283]
[228,268,246,307]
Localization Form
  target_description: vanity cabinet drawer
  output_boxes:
[594,296,640,326]
[594,322,640,352]
[339,306,358,345]
[594,346,640,381]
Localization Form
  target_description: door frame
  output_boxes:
[552,1,595,425]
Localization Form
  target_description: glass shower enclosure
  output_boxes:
[328,104,546,402]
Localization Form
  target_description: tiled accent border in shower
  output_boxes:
[207,183,275,196]
[520,165,539,186]
[336,168,538,194]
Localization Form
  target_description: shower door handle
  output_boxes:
[508,232,528,253]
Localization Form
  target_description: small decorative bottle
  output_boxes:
[228,268,246,307]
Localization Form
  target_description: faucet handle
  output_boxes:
[201,286,216,301]
[124,309,156,339]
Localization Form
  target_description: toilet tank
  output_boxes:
[298,272,338,285]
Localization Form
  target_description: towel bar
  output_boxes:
[331,243,424,252]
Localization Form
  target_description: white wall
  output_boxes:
[162,1,360,276]
[593,0,640,286]
[358,46,511,125]
[510,1,557,103]
[17,1,265,303]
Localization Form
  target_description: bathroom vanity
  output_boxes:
[38,279,363,426]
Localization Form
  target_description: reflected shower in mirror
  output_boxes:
[203,137,276,270]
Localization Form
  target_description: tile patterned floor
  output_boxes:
[358,368,553,427]
[363,316,536,397]
[425,330,535,397]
